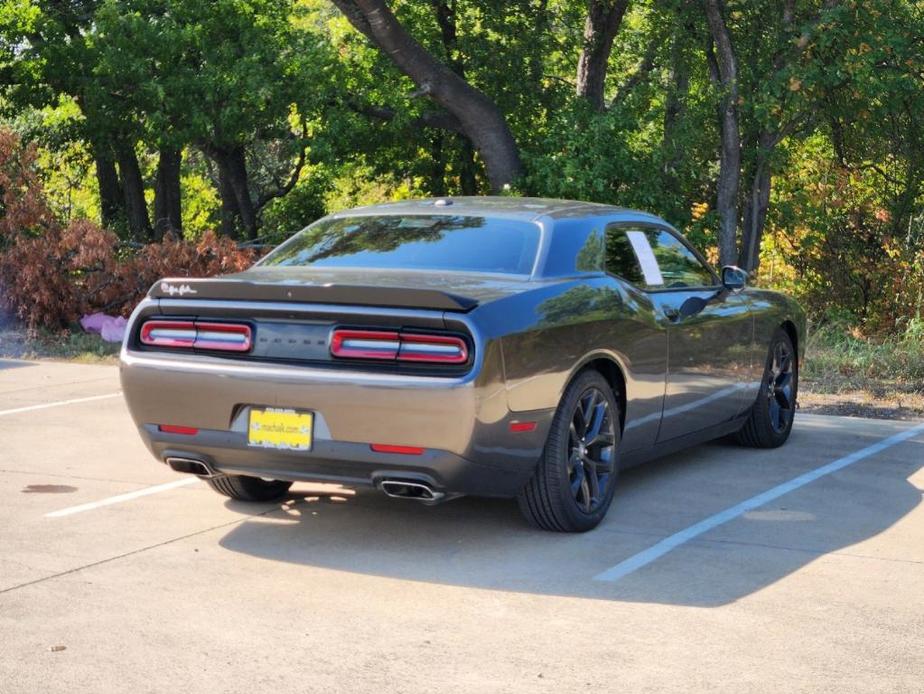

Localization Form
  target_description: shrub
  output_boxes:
[0,130,255,329]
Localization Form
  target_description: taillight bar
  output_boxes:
[331,328,469,364]
[140,319,252,352]
[329,329,401,360]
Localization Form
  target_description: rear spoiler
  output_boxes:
[148,278,479,312]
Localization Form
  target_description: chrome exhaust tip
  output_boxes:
[379,480,445,503]
[165,456,221,478]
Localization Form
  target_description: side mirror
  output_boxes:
[721,265,748,291]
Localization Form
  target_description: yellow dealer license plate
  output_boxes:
[248,408,313,451]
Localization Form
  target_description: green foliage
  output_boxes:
[0,0,921,336]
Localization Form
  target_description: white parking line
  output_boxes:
[0,392,122,417]
[594,420,924,583]
[45,478,200,518]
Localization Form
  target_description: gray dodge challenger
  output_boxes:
[120,197,805,532]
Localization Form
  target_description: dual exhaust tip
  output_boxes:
[165,456,221,478]
[166,457,446,504]
[378,480,445,503]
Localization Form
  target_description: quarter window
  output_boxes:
[604,225,645,285]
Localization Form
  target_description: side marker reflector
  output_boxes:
[158,424,199,436]
[509,421,537,433]
[370,444,425,456]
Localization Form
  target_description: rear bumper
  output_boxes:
[150,427,530,497]
[120,350,553,498]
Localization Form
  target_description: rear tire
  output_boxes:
[734,328,798,448]
[206,475,292,502]
[517,370,621,532]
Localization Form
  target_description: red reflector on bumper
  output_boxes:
[370,444,425,456]
[158,424,199,435]
[509,421,537,433]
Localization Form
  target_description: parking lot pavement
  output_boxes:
[1,359,922,693]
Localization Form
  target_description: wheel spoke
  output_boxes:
[594,448,615,475]
[774,370,792,389]
[775,372,793,408]
[779,351,792,373]
[584,455,601,500]
[584,400,607,443]
[768,397,781,430]
[586,430,616,447]
[570,458,585,498]
[574,393,592,437]
[579,476,593,512]
[774,389,791,410]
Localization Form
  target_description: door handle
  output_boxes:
[665,296,709,323]
[663,307,681,322]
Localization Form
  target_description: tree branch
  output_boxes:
[343,98,465,134]
[255,119,310,213]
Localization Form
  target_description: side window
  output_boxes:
[645,229,716,288]
[604,225,716,289]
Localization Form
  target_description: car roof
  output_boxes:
[327,196,667,225]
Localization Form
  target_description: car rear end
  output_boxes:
[119,207,554,500]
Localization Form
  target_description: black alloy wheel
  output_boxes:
[735,328,798,448]
[518,369,621,532]
[567,386,617,514]
[767,338,796,434]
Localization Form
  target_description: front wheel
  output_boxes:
[518,370,621,532]
[734,328,798,448]
[206,475,292,502]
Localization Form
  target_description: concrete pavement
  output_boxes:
[1,359,922,692]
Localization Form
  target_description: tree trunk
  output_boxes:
[431,0,480,194]
[154,148,182,239]
[662,22,690,222]
[116,144,152,240]
[576,0,630,111]
[332,0,523,192]
[216,169,241,238]
[213,146,257,240]
[739,140,773,272]
[93,148,123,230]
[703,0,741,268]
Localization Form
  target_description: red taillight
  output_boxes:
[140,320,196,348]
[158,424,199,435]
[140,320,252,352]
[331,329,468,364]
[370,444,425,455]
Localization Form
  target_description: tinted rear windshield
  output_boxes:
[260,215,541,275]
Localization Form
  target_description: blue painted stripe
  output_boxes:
[593,420,924,582]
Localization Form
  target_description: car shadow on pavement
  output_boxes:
[217,416,923,607]
[0,358,36,371]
